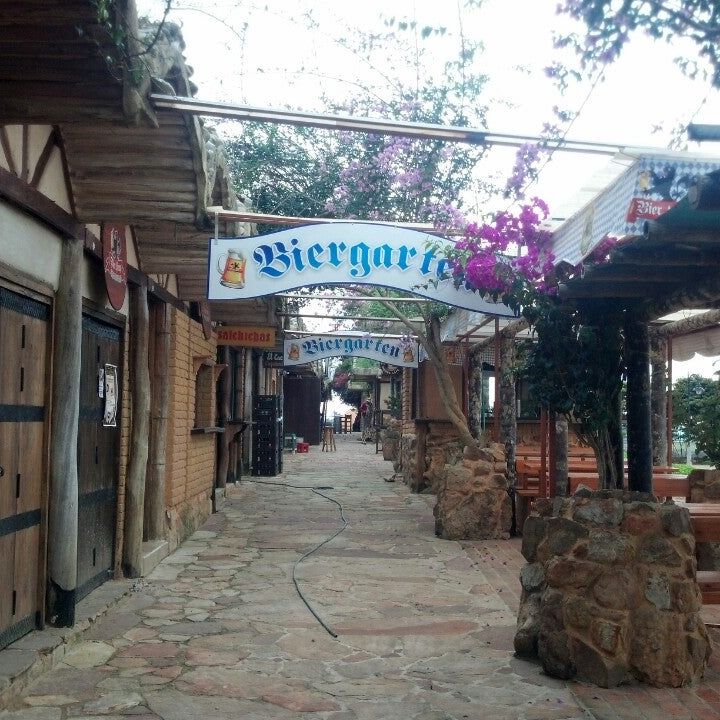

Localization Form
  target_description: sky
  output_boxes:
[140,0,720,376]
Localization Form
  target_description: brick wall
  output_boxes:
[164,308,218,550]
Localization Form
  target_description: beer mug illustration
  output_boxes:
[217,249,246,289]
[403,346,415,363]
[287,343,300,361]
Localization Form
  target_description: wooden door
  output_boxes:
[76,314,121,600]
[0,288,50,649]
[283,376,321,445]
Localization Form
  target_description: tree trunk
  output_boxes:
[554,415,569,496]
[144,302,169,541]
[48,236,82,626]
[625,317,652,493]
[467,350,483,440]
[650,334,668,466]
[424,316,480,454]
[123,284,151,577]
[499,335,516,484]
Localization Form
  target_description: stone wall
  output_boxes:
[688,468,720,570]
[401,420,464,493]
[422,421,464,494]
[515,490,710,687]
[381,417,401,463]
[433,443,511,540]
[398,433,417,487]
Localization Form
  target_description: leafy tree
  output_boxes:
[672,374,720,466]
[224,13,491,229]
[555,1,720,87]
[522,303,625,488]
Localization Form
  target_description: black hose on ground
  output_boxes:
[244,479,347,638]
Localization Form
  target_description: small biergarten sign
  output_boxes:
[102,223,127,311]
[216,325,275,348]
[207,223,516,316]
[284,333,419,368]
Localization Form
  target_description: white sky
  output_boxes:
[141,0,720,376]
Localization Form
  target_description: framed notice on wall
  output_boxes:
[103,364,118,427]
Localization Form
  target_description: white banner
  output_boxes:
[207,223,516,316]
[284,334,419,367]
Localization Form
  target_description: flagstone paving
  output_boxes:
[3,433,720,719]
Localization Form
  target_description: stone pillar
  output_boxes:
[48,236,82,626]
[515,491,710,687]
[625,317,652,493]
[650,334,669,466]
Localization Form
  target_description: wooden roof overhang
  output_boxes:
[558,197,720,322]
[0,0,154,126]
[0,3,278,327]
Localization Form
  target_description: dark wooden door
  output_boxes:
[0,288,50,649]
[283,376,321,445]
[77,315,121,600]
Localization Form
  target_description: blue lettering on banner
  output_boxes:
[251,237,447,280]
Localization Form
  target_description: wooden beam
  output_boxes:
[640,274,720,321]
[0,126,17,175]
[652,308,720,337]
[580,267,708,284]
[48,236,82,626]
[625,317,652,493]
[123,284,151,578]
[21,124,29,182]
[0,164,83,238]
[688,174,720,211]
[650,335,668,467]
[560,281,671,299]
[30,127,58,188]
[643,220,720,246]
[610,246,720,266]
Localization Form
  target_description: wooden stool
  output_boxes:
[322,426,336,451]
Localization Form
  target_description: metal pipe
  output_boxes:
[151,94,659,155]
[278,312,422,322]
[278,293,430,303]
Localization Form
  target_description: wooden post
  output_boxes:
[216,345,231,490]
[123,283,151,577]
[548,412,557,497]
[650,334,668,466]
[625,316,653,493]
[499,334,516,485]
[666,337,674,466]
[493,318,500,442]
[48,236,82,626]
[554,415,569,496]
[144,302,169,540]
[539,409,548,498]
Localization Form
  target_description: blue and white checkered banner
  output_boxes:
[552,152,720,266]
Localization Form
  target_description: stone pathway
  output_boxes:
[2,433,720,719]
